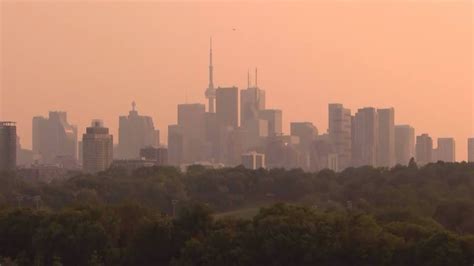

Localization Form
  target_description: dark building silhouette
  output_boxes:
[0,122,17,172]
[82,120,113,173]
[416,134,433,165]
[216,87,239,129]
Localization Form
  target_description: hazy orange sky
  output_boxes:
[1,1,473,160]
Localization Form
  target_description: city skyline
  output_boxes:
[1,1,472,160]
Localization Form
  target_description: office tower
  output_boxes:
[259,109,283,137]
[416,134,433,165]
[32,111,78,164]
[82,120,113,174]
[0,122,17,172]
[168,125,184,166]
[309,134,339,172]
[291,122,318,170]
[240,69,266,127]
[243,118,268,150]
[216,87,239,129]
[377,108,395,167]
[178,103,206,163]
[241,151,266,170]
[204,112,218,160]
[204,38,216,113]
[328,104,352,169]
[435,138,455,162]
[16,136,33,167]
[394,125,415,165]
[468,138,474,162]
[226,128,247,166]
[118,102,159,159]
[352,107,378,167]
[140,146,168,166]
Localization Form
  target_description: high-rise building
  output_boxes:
[265,135,300,169]
[118,102,159,159]
[328,104,352,169]
[167,125,184,166]
[468,138,474,162]
[435,138,455,162]
[0,122,17,172]
[178,103,206,163]
[32,111,78,164]
[240,69,265,127]
[216,87,239,129]
[259,109,283,137]
[241,151,266,170]
[416,134,433,165]
[394,125,415,165]
[82,120,113,174]
[352,107,378,167]
[204,38,216,113]
[291,122,318,170]
[309,134,339,172]
[377,108,395,167]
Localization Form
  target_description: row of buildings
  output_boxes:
[1,40,473,174]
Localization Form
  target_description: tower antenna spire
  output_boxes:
[205,36,216,113]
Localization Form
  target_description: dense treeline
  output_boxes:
[0,161,473,265]
[0,203,472,265]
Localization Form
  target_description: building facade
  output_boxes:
[394,125,415,165]
[328,104,352,170]
[468,138,474,162]
[352,107,378,167]
[32,111,78,165]
[118,102,159,159]
[435,138,455,162]
[416,134,433,165]
[0,122,16,172]
[377,108,395,167]
[82,120,113,173]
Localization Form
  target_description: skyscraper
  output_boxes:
[328,104,352,169]
[259,109,283,137]
[468,138,474,162]
[377,108,395,167]
[82,120,113,173]
[291,122,318,170]
[352,107,378,167]
[435,138,455,162]
[394,125,415,165]
[167,125,184,166]
[204,38,216,113]
[178,103,206,163]
[216,87,239,129]
[416,134,433,165]
[32,111,78,164]
[240,69,265,127]
[0,122,16,172]
[118,102,159,159]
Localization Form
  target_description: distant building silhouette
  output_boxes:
[82,120,113,173]
[352,107,378,167]
[216,87,239,129]
[32,111,78,165]
[118,102,159,159]
[434,138,455,162]
[394,125,415,165]
[291,122,318,170]
[377,108,395,167]
[177,103,206,163]
[310,134,339,172]
[328,104,352,170]
[0,122,17,172]
[240,69,265,127]
[416,134,433,165]
[167,125,184,165]
[468,138,474,162]
[259,109,283,137]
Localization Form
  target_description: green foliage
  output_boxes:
[0,163,472,265]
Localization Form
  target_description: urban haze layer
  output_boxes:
[0,40,473,177]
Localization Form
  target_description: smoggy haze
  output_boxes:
[1,1,473,160]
